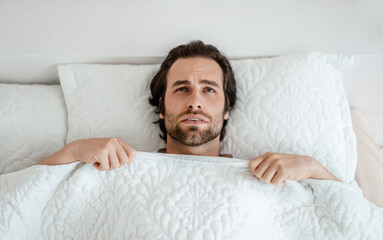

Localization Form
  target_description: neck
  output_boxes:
[165,134,221,157]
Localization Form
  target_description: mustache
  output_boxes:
[177,109,211,121]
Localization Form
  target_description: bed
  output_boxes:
[1,1,383,239]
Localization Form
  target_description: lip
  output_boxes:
[181,114,208,124]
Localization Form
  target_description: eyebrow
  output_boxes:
[171,79,220,88]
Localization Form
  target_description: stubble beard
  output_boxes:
[165,110,224,147]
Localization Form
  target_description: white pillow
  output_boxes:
[221,52,356,183]
[58,52,356,182]
[0,84,67,174]
[59,64,165,152]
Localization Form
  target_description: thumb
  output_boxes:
[93,160,109,171]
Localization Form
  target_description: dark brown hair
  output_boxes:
[149,40,237,143]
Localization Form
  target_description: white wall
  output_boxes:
[0,0,382,58]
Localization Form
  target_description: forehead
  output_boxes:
[167,57,223,85]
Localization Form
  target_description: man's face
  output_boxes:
[160,57,229,146]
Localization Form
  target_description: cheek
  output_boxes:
[164,94,181,114]
[209,95,225,111]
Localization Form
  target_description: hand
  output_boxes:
[37,137,136,171]
[72,137,136,171]
[249,152,340,187]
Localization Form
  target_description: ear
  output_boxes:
[159,97,164,119]
[224,110,229,120]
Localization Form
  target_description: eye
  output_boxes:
[175,87,186,92]
[205,87,215,93]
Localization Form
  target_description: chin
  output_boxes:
[187,126,199,131]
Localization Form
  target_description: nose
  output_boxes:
[187,91,203,110]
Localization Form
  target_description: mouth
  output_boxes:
[181,115,208,125]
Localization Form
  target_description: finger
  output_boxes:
[253,158,272,179]
[117,138,136,163]
[108,151,120,169]
[93,156,109,171]
[261,164,279,183]
[93,162,102,170]
[116,144,129,166]
[249,155,266,174]
[271,170,287,187]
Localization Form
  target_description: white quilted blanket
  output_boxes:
[1,152,382,240]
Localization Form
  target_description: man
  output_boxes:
[37,41,341,187]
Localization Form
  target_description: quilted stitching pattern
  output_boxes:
[1,152,382,239]
[0,84,67,174]
[221,52,356,182]
[59,64,165,152]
